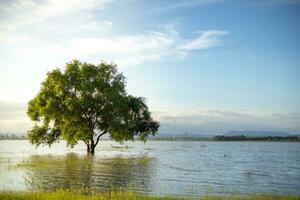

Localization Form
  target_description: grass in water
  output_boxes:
[0,190,299,200]
[111,144,133,149]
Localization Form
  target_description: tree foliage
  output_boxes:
[27,60,159,154]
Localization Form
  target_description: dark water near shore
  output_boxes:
[0,140,299,197]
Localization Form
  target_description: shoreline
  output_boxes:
[1,138,300,142]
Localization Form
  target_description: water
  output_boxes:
[0,140,299,197]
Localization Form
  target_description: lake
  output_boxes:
[0,140,299,197]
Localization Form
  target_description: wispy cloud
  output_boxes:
[252,0,300,6]
[0,0,115,46]
[181,30,228,50]
[53,28,228,66]
[155,0,224,12]
[0,1,228,68]
[0,0,116,103]
[0,0,228,104]
[0,0,114,32]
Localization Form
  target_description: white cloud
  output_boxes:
[252,0,300,6]
[52,28,228,67]
[0,27,227,68]
[0,0,228,103]
[0,0,114,32]
[0,0,228,69]
[0,0,116,103]
[181,30,228,50]
[154,0,224,12]
[54,30,178,66]
[101,20,114,27]
[0,0,115,46]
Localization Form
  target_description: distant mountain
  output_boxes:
[225,130,290,137]
[149,133,213,141]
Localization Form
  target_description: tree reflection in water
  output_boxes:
[20,153,155,193]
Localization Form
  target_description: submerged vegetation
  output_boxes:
[0,190,299,200]
[0,134,26,140]
[14,153,154,192]
[110,144,133,149]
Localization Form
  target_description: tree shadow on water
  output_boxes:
[19,153,155,193]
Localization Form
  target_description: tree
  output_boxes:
[27,60,159,155]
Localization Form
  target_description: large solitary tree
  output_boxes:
[27,60,159,154]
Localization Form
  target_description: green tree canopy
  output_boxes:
[27,60,159,154]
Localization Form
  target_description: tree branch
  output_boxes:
[82,140,88,146]
[94,131,107,147]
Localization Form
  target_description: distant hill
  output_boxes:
[225,130,290,137]
[149,133,213,141]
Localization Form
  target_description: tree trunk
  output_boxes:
[90,143,95,155]
[87,143,95,155]
[87,144,91,154]
[86,131,106,155]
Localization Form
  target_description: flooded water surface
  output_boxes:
[0,140,299,197]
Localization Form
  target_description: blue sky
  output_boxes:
[0,0,299,134]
